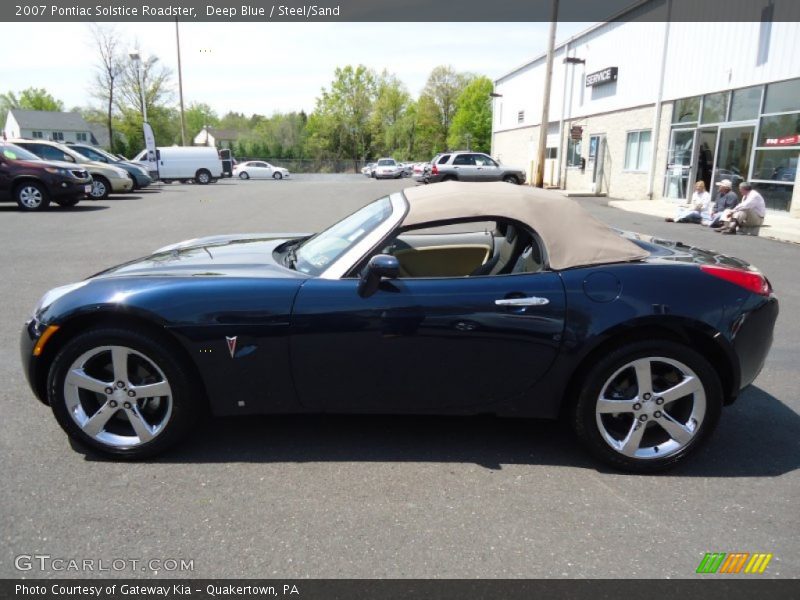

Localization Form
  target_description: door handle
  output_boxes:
[495,296,550,307]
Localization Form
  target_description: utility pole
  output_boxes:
[534,0,559,188]
[176,18,187,146]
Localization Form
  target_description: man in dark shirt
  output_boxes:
[709,179,739,228]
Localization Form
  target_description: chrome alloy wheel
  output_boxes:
[19,185,44,208]
[63,345,173,448]
[91,179,107,198]
[594,357,706,459]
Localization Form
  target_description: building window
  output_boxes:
[672,96,700,124]
[624,130,652,171]
[764,78,800,114]
[566,137,582,167]
[76,132,87,142]
[757,3,773,66]
[545,147,557,159]
[517,110,525,124]
[32,131,43,138]
[701,91,729,124]
[52,131,64,141]
[758,113,800,146]
[730,86,762,121]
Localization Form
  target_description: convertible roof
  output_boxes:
[401,182,649,270]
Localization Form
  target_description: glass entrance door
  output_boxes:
[695,129,717,193]
[664,129,694,198]
[713,126,755,194]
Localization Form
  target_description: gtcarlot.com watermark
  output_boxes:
[15,553,194,574]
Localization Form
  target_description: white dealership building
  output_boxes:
[491,0,800,215]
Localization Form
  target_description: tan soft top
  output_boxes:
[401,181,648,270]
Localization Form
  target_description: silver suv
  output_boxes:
[426,151,526,185]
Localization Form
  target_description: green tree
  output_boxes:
[448,76,493,152]
[370,71,411,158]
[308,65,377,160]
[19,88,65,111]
[185,102,219,138]
[417,66,470,154]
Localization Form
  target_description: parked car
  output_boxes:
[427,151,526,184]
[374,158,403,179]
[0,142,91,211]
[10,139,132,200]
[233,161,290,180]
[412,162,430,181]
[132,146,223,185]
[21,182,777,471]
[362,163,376,177]
[67,143,152,190]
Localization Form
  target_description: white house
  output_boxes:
[4,110,94,144]
[193,126,240,149]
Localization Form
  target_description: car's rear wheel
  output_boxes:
[502,175,519,184]
[195,169,211,185]
[239,172,249,180]
[441,175,457,182]
[273,171,283,180]
[48,328,198,459]
[54,197,81,208]
[89,176,110,200]
[15,181,50,211]
[571,340,722,473]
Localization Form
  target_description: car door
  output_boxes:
[289,271,566,412]
[474,154,502,181]
[251,162,270,179]
[451,153,478,181]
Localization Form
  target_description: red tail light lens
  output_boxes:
[700,264,771,296]
[431,164,439,175]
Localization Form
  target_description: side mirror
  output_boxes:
[358,254,399,298]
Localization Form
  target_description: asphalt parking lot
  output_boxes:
[1,175,798,578]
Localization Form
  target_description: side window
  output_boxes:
[452,154,474,166]
[371,220,545,279]
[474,154,497,167]
[437,154,451,165]
[52,132,64,141]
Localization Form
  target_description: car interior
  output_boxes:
[373,219,546,278]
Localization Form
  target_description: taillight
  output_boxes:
[700,264,772,296]
[431,164,439,175]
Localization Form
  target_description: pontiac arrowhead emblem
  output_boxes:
[226,336,237,358]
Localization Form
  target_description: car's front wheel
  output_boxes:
[273,171,283,180]
[502,174,520,184]
[571,340,722,473]
[89,176,110,200]
[48,328,198,459]
[15,181,50,211]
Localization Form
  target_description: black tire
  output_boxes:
[570,340,723,473]
[162,179,173,184]
[273,171,283,180]
[239,172,250,180]
[502,174,520,184]
[195,169,211,185]
[48,328,199,460]
[54,197,81,208]
[441,175,457,182]
[89,176,110,200]
[14,181,51,211]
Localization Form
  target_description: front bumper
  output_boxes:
[52,177,92,200]
[109,176,134,193]
[20,319,47,405]
[133,173,152,188]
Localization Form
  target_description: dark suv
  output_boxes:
[0,143,91,211]
[426,151,526,184]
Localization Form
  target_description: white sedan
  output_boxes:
[374,158,403,179]
[234,161,290,180]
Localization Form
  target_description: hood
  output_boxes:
[92,233,312,280]
[17,158,85,172]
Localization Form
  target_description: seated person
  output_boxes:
[665,181,711,224]
[718,182,766,235]
[708,179,739,228]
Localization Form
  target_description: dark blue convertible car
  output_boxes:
[21,182,778,471]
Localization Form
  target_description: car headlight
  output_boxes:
[44,167,68,175]
[114,167,128,177]
[34,281,89,315]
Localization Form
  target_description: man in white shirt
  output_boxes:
[720,182,766,235]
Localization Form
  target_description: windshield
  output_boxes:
[294,196,394,276]
[377,159,395,166]
[1,144,40,161]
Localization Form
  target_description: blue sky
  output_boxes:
[3,22,592,116]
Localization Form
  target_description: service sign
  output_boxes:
[586,67,618,87]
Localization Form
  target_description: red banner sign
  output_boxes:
[764,134,800,146]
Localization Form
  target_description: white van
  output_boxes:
[133,146,223,184]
